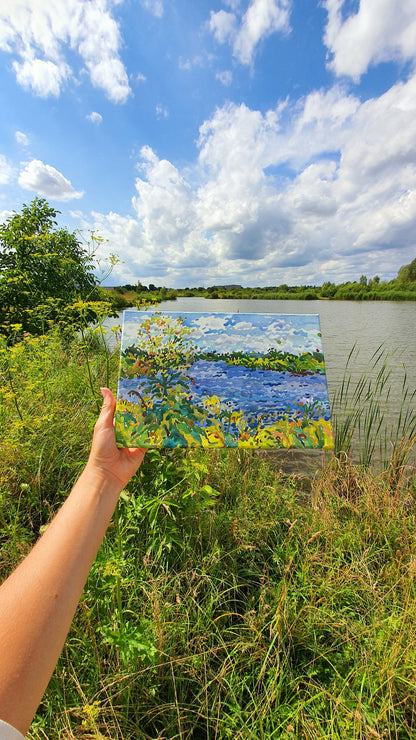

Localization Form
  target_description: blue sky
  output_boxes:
[1,0,416,287]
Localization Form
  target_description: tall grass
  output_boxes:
[331,344,416,470]
[0,332,415,739]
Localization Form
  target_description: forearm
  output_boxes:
[0,465,122,735]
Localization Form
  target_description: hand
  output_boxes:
[86,387,146,490]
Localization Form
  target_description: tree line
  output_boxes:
[110,260,416,307]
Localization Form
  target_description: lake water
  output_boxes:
[106,298,416,471]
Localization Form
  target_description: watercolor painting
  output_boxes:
[115,310,334,450]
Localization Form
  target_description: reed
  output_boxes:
[331,343,416,469]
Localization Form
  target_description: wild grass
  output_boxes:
[331,344,416,470]
[0,331,415,739]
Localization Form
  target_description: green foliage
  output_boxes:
[0,198,110,338]
[1,332,416,738]
[397,257,416,286]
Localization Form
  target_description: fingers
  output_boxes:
[97,387,116,429]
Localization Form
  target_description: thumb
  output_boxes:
[97,387,116,429]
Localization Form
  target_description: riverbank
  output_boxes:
[105,262,416,309]
[1,330,416,739]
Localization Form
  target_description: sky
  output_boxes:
[122,310,323,354]
[1,0,416,288]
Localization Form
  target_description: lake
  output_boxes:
[105,298,416,471]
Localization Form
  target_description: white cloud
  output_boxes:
[0,1,131,102]
[141,0,164,18]
[18,159,84,201]
[12,58,70,98]
[210,0,291,66]
[179,53,215,72]
[0,210,14,224]
[81,73,416,286]
[234,0,291,65]
[156,104,168,119]
[15,131,29,146]
[216,70,233,86]
[223,0,242,9]
[210,10,237,44]
[87,111,103,124]
[0,154,14,185]
[323,0,416,80]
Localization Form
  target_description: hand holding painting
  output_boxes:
[0,389,145,738]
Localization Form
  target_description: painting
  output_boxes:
[115,310,334,450]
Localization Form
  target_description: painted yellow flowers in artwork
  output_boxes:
[115,310,334,450]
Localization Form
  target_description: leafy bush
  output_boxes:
[0,198,112,339]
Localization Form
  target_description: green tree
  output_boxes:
[320,281,337,298]
[0,198,107,337]
[397,258,416,285]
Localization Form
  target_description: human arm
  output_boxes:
[0,388,145,736]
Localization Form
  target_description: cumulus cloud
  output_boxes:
[323,0,416,80]
[0,1,131,102]
[209,0,291,66]
[0,210,14,224]
[87,111,103,124]
[210,10,237,44]
[18,159,84,201]
[13,58,70,98]
[15,131,29,146]
[0,154,14,185]
[83,73,416,286]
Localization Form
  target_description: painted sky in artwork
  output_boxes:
[121,310,323,355]
[1,1,416,287]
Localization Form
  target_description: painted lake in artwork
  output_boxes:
[118,361,331,424]
[115,310,334,449]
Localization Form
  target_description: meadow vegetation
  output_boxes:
[1,324,416,739]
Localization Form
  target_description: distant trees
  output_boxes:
[106,258,416,305]
[320,282,337,298]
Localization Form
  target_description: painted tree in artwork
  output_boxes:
[121,313,196,406]
[122,313,196,379]
[117,314,204,447]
